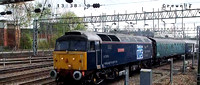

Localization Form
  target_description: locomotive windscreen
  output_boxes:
[55,40,87,51]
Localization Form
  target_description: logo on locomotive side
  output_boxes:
[136,45,143,59]
[118,48,125,52]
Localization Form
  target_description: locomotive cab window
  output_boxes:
[90,41,95,51]
[55,40,87,51]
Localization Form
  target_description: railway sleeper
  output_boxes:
[0,63,53,74]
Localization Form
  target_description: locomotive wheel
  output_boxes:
[89,74,104,85]
[147,59,152,68]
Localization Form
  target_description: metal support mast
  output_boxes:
[40,8,200,24]
[33,19,38,56]
[197,26,200,85]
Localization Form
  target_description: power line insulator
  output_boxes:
[65,0,73,3]
[6,11,12,15]
[93,3,100,8]
[0,12,6,15]
[34,8,41,13]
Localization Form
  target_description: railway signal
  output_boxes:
[65,0,73,3]
[34,8,41,13]
[6,11,12,15]
[0,12,6,15]
[93,3,100,8]
[0,11,12,15]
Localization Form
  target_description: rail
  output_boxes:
[0,56,53,67]
[0,50,53,58]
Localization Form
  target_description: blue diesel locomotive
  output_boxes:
[50,31,192,84]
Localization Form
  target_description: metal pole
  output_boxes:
[118,13,119,31]
[182,7,184,38]
[124,66,129,85]
[3,58,5,67]
[173,23,175,38]
[197,26,200,85]
[182,55,186,74]
[192,52,195,69]
[197,25,199,65]
[158,8,160,34]
[143,7,145,31]
[29,56,32,64]
[170,58,173,84]
[84,0,86,10]
[33,19,38,56]
[153,8,155,37]
[192,33,195,69]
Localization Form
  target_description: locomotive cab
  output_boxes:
[51,31,101,81]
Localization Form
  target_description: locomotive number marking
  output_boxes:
[104,60,118,65]
[103,55,109,58]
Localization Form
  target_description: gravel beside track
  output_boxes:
[19,76,56,85]
[105,58,197,85]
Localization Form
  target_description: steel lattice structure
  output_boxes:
[38,8,200,24]
[33,8,200,56]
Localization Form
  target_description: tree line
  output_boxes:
[3,1,86,50]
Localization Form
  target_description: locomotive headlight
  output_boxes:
[73,58,75,61]
[68,64,72,68]
[61,57,64,60]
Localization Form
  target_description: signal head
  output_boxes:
[65,0,73,3]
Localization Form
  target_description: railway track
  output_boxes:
[0,67,51,84]
[105,58,197,85]
[0,52,56,85]
[0,56,53,66]
[0,50,53,58]
[0,52,194,84]
[19,75,56,85]
[0,62,56,84]
[0,62,52,73]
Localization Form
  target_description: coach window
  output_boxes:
[95,41,100,50]
[90,41,95,51]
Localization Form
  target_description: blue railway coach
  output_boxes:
[98,33,153,69]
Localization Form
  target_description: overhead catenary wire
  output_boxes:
[102,0,159,6]
[39,0,47,18]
